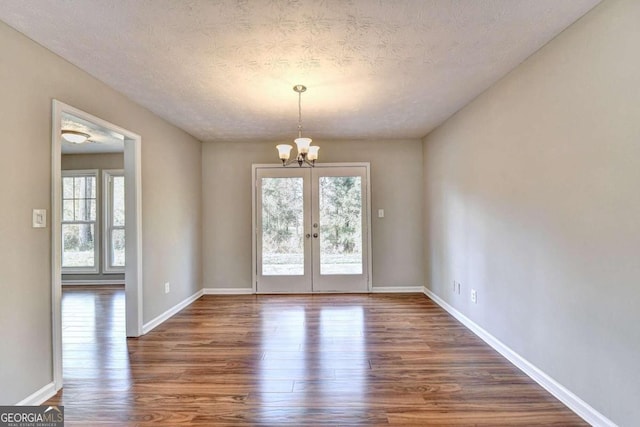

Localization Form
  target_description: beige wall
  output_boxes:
[422,0,640,424]
[202,139,424,290]
[61,152,124,170]
[0,21,202,404]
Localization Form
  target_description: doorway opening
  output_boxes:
[51,100,143,392]
[252,164,372,293]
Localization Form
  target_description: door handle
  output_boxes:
[313,233,318,238]
[305,233,311,239]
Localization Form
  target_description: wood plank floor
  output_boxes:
[47,288,587,426]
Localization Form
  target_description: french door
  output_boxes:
[254,165,370,293]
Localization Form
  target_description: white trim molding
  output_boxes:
[203,287,425,295]
[142,290,204,334]
[203,287,254,295]
[16,382,57,406]
[62,280,125,285]
[52,100,144,393]
[423,287,617,427]
[371,286,423,293]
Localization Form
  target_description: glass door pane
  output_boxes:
[318,176,363,275]
[261,177,304,276]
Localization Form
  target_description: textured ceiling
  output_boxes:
[1,0,599,142]
[62,112,124,154]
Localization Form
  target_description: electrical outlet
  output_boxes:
[164,282,170,294]
[471,289,477,304]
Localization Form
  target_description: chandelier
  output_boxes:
[276,85,319,167]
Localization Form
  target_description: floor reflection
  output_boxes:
[317,305,366,418]
[258,299,307,420]
[61,286,130,390]
[258,297,368,423]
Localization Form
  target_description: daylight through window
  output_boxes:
[104,170,125,272]
[62,170,98,272]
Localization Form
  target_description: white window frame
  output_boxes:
[103,169,125,273]
[61,169,99,274]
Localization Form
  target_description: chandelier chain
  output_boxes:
[298,90,303,138]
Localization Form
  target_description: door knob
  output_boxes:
[305,233,311,238]
[313,233,318,238]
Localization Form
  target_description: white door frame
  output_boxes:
[251,162,372,293]
[51,100,143,392]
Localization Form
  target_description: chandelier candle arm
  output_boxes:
[276,84,319,167]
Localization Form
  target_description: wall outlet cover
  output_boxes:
[32,209,47,228]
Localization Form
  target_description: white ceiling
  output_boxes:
[62,112,124,154]
[1,0,600,142]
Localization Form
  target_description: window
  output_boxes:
[62,170,98,272]
[103,170,125,272]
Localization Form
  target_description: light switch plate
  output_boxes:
[33,209,47,228]
[378,209,384,218]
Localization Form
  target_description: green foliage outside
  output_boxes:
[261,176,362,272]
[262,177,304,256]
[319,176,362,256]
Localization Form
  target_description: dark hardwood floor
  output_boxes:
[47,288,586,426]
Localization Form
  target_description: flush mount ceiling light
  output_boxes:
[276,85,320,167]
[61,130,90,144]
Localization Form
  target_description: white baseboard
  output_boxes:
[423,287,616,427]
[203,287,254,295]
[142,289,204,334]
[62,279,125,285]
[371,286,423,293]
[203,287,424,294]
[16,382,57,405]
